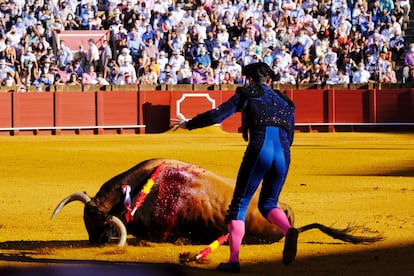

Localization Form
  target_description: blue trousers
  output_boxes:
[226,126,291,222]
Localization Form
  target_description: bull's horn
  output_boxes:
[106,215,127,247]
[51,192,91,220]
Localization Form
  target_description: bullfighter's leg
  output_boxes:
[218,128,278,272]
[258,128,298,265]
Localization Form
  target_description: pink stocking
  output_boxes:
[267,208,291,236]
[228,220,245,263]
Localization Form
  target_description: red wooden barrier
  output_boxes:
[0,88,412,136]
[375,89,413,123]
[98,91,139,134]
[0,93,12,135]
[291,89,327,124]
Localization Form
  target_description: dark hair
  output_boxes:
[242,62,276,83]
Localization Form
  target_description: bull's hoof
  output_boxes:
[282,227,299,265]
[216,262,240,273]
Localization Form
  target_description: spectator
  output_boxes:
[144,38,159,60]
[127,28,143,59]
[276,46,291,71]
[352,62,371,83]
[397,0,410,16]
[115,24,128,53]
[289,17,303,36]
[73,60,84,78]
[176,60,192,84]
[273,57,286,75]
[391,4,406,26]
[0,59,17,84]
[300,51,313,72]
[139,63,158,85]
[100,40,113,77]
[405,67,414,83]
[262,48,274,66]
[66,72,81,85]
[64,13,80,30]
[380,64,397,83]
[220,71,235,84]
[191,63,209,84]
[226,57,243,84]
[106,60,120,84]
[217,25,230,49]
[204,31,220,66]
[3,71,16,86]
[297,65,311,84]
[80,3,95,30]
[20,47,37,71]
[194,47,211,69]
[403,43,414,80]
[324,47,338,67]
[33,72,53,87]
[154,29,167,54]
[58,40,73,69]
[169,50,185,74]
[337,70,350,84]
[156,51,169,71]
[325,64,341,85]
[0,0,408,88]
[141,24,155,44]
[82,64,98,85]
[86,39,100,71]
[389,30,405,62]
[380,0,395,14]
[310,64,326,84]
[119,59,138,84]
[288,56,302,77]
[231,39,244,62]
[243,50,261,66]
[117,48,133,67]
[58,1,73,24]
[279,70,296,85]
[167,31,184,56]
[290,38,305,59]
[6,26,21,47]
[159,64,177,84]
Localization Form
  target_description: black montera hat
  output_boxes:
[242,62,277,82]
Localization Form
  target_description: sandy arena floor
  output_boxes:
[0,129,413,275]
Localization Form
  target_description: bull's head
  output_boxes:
[51,192,127,247]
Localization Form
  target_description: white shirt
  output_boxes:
[352,68,371,83]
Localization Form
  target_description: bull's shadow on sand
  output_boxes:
[0,240,413,276]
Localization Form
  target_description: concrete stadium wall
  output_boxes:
[0,85,413,135]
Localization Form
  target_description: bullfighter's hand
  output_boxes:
[171,114,188,130]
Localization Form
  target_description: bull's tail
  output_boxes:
[297,223,384,244]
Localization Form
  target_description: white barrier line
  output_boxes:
[0,125,146,131]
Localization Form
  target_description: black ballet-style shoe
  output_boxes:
[216,262,241,273]
[282,227,299,265]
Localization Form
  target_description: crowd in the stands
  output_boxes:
[0,0,413,89]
